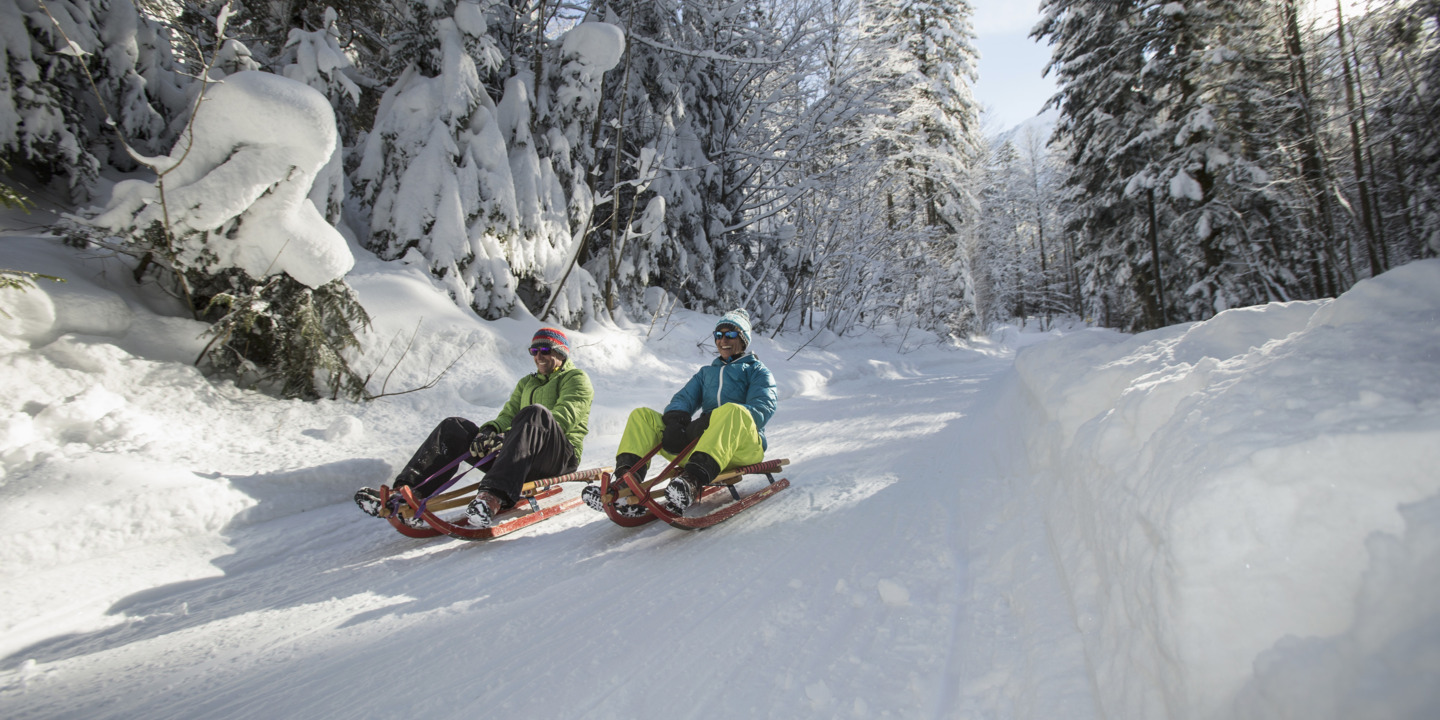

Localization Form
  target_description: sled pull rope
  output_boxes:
[412,450,499,514]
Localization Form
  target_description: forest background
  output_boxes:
[1,0,1436,399]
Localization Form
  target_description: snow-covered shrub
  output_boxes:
[198,270,367,400]
[89,70,367,399]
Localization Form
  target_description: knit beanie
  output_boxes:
[715,309,753,348]
[531,327,570,359]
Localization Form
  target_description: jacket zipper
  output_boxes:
[715,362,724,408]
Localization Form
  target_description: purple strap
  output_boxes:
[409,450,498,514]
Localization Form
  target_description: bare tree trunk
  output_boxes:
[1335,0,1385,277]
[1283,0,1344,296]
[1147,188,1167,327]
[605,13,635,315]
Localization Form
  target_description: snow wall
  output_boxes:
[1010,259,1440,720]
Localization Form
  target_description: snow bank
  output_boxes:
[0,236,208,359]
[1013,259,1440,719]
[92,71,353,288]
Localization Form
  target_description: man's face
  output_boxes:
[531,344,563,374]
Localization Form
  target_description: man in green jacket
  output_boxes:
[355,327,593,529]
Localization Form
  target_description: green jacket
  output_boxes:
[481,359,593,460]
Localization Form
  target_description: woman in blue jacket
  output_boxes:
[611,308,778,512]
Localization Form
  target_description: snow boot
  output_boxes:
[585,454,649,512]
[354,487,384,517]
[398,512,429,530]
[613,454,649,484]
[664,453,719,513]
[466,490,505,529]
[663,475,697,513]
[613,501,648,518]
[581,484,605,512]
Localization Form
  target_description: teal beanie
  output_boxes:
[715,308,753,348]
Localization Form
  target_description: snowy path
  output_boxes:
[2,353,1094,719]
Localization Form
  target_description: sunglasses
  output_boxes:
[528,346,556,355]
[713,330,742,339]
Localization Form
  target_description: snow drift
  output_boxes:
[1012,259,1440,719]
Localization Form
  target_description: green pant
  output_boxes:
[617,404,765,471]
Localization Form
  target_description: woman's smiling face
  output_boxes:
[714,325,744,359]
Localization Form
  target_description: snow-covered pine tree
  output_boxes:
[857,0,982,336]
[1036,0,1440,330]
[1036,0,1171,330]
[1,0,187,200]
[531,20,625,324]
[276,6,368,150]
[351,1,620,324]
[582,0,711,315]
[975,139,1031,326]
[1343,0,1440,264]
[1408,0,1440,256]
[350,0,522,317]
[1149,0,1310,319]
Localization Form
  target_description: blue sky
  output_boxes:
[970,1,1057,133]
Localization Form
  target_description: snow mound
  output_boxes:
[92,71,353,288]
[561,22,625,70]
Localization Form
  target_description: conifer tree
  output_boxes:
[351,0,521,317]
[1,0,187,199]
[1036,0,1170,329]
[861,0,982,334]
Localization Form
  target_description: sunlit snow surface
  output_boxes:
[1,228,1437,719]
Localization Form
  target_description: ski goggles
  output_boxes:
[713,329,742,339]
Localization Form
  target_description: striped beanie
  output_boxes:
[715,309,752,348]
[531,327,570,358]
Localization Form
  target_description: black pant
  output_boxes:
[479,404,578,505]
[393,416,481,498]
[394,406,577,506]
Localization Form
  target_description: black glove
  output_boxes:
[661,410,691,454]
[471,427,503,458]
[686,411,711,442]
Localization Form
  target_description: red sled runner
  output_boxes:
[376,450,609,540]
[583,440,790,530]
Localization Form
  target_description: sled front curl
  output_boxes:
[380,466,608,541]
[622,458,790,530]
[590,440,697,526]
[380,485,444,538]
[588,439,791,530]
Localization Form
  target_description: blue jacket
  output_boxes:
[665,352,778,449]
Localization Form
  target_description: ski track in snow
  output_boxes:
[0,351,1092,719]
